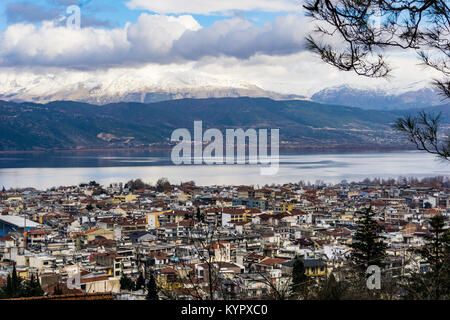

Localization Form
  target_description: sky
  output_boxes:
[0,0,442,97]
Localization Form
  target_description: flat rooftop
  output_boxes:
[0,216,41,228]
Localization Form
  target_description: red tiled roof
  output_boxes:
[258,257,287,266]
[159,267,176,274]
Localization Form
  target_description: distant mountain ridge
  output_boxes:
[0,71,307,104]
[1,97,448,152]
[311,84,445,110]
[1,70,443,110]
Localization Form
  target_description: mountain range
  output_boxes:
[1,98,448,152]
[311,84,445,111]
[0,71,307,105]
[0,71,444,110]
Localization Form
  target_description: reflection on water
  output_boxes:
[0,150,448,189]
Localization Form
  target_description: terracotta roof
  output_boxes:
[258,257,287,266]
[80,275,110,283]
[424,208,443,215]
[222,208,246,214]
[289,209,308,215]
[71,228,101,237]
[149,252,171,260]
[159,267,176,274]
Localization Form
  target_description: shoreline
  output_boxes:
[0,145,414,155]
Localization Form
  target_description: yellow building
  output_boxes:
[146,210,171,229]
[16,267,29,279]
[156,267,183,291]
[111,193,139,204]
[177,193,192,202]
[6,197,23,203]
[282,203,294,213]
[303,259,327,277]
[70,228,115,246]
[339,213,354,223]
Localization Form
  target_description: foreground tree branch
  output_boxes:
[303,0,450,98]
[393,111,450,160]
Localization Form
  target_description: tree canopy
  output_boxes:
[304,1,450,161]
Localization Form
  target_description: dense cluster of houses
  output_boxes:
[0,178,449,299]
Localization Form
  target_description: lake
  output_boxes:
[0,150,448,189]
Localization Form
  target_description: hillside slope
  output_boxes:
[1,98,444,151]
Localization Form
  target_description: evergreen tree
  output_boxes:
[10,266,21,298]
[120,274,135,291]
[403,215,450,299]
[30,275,44,297]
[315,274,349,300]
[349,207,387,274]
[290,257,308,299]
[136,273,145,291]
[19,274,43,298]
[146,272,158,300]
[196,207,204,222]
[5,274,13,298]
[53,283,64,296]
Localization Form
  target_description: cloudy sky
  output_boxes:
[0,0,441,97]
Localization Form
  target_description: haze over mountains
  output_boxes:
[1,97,448,152]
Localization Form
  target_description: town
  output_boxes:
[0,176,449,300]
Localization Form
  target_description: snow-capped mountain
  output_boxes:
[311,82,446,110]
[0,68,307,104]
[0,67,445,109]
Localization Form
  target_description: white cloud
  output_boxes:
[0,21,130,68]
[173,14,309,60]
[125,0,301,15]
[126,14,201,63]
[0,13,309,69]
[0,51,440,103]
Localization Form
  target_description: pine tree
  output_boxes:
[290,257,308,299]
[5,274,12,298]
[136,273,145,291]
[315,274,349,300]
[350,207,387,274]
[10,266,21,298]
[120,274,135,291]
[30,275,44,297]
[53,283,64,295]
[146,272,158,300]
[403,215,450,299]
[196,207,204,222]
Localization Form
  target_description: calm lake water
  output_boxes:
[0,150,448,189]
